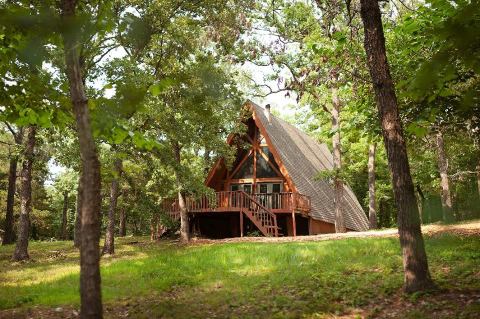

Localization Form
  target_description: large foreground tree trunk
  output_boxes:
[61,0,103,317]
[172,141,189,242]
[3,158,18,245]
[102,159,122,255]
[435,131,453,222]
[61,191,69,240]
[119,207,126,237]
[368,143,377,229]
[12,126,36,261]
[359,0,434,293]
[331,86,346,233]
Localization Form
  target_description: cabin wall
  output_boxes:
[308,218,335,234]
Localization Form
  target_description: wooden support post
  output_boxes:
[292,211,296,237]
[240,193,244,237]
[240,211,244,237]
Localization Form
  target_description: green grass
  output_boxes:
[1,233,479,318]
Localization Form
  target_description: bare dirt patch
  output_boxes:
[189,220,480,245]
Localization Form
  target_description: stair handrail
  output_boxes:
[237,190,278,236]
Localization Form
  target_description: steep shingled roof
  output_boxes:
[250,101,369,231]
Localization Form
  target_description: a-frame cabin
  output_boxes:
[163,101,369,238]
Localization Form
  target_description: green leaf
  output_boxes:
[148,78,175,96]
[406,123,428,138]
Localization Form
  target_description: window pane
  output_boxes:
[272,184,281,193]
[258,133,266,145]
[256,153,279,178]
[259,184,268,193]
[260,146,280,172]
[233,154,254,179]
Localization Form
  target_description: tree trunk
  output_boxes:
[368,143,377,229]
[172,141,189,242]
[331,86,346,233]
[74,175,83,248]
[203,149,211,175]
[150,214,158,241]
[61,191,69,240]
[435,131,453,222]
[12,126,36,261]
[119,207,126,237]
[102,159,122,255]
[476,160,480,199]
[359,0,434,293]
[416,184,426,223]
[61,1,103,317]
[3,128,23,245]
[2,158,18,245]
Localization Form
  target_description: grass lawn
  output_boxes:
[0,231,479,318]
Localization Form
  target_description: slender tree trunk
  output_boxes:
[172,141,189,242]
[3,129,23,245]
[150,214,158,241]
[331,86,346,233]
[416,184,426,223]
[119,207,126,237]
[102,159,122,255]
[2,158,18,245]
[12,126,36,261]
[74,175,83,248]
[61,1,103,317]
[360,0,434,293]
[203,149,211,175]
[61,191,69,240]
[368,143,377,229]
[435,131,453,222]
[476,160,480,199]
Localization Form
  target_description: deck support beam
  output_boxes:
[292,211,296,237]
[240,211,244,237]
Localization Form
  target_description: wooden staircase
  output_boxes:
[239,191,279,237]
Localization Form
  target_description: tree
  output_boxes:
[368,143,377,229]
[118,205,126,237]
[102,157,122,255]
[435,130,453,222]
[331,85,346,232]
[2,126,23,245]
[359,0,434,292]
[60,0,102,316]
[12,125,36,261]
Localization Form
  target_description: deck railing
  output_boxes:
[162,191,311,214]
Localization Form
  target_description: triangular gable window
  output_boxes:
[232,153,254,179]
[256,153,279,178]
[258,133,266,145]
[260,146,280,172]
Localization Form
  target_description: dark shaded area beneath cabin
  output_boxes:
[191,212,311,239]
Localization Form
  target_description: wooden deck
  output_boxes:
[163,191,310,214]
[162,191,311,237]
